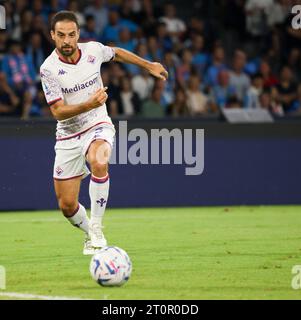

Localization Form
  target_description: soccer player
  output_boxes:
[40,11,168,255]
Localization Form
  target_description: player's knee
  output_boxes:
[90,162,108,177]
[58,199,78,217]
[88,140,111,171]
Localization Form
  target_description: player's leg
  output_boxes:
[54,177,94,255]
[86,139,111,248]
[54,176,90,233]
[53,137,94,254]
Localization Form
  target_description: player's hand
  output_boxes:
[87,87,108,109]
[147,62,168,81]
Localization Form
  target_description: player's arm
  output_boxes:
[50,87,108,121]
[112,47,168,81]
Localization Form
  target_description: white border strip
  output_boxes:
[0,292,92,300]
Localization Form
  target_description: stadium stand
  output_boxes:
[0,0,300,120]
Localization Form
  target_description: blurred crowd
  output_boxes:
[0,0,301,119]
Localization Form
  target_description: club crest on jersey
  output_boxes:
[87,55,96,64]
[55,166,63,176]
[58,69,67,76]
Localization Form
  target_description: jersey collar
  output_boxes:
[56,48,82,65]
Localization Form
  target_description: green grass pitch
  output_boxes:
[0,206,301,300]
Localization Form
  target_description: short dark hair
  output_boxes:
[51,11,79,31]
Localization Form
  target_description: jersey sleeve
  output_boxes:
[40,68,64,106]
[95,42,115,63]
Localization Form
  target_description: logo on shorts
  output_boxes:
[87,55,96,64]
[55,166,63,176]
[58,69,67,76]
[96,198,107,207]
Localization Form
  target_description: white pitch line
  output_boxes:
[0,292,93,300]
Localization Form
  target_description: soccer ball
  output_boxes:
[89,246,132,287]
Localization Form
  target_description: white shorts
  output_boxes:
[53,125,115,180]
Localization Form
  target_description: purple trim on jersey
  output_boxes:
[91,174,109,184]
[57,49,82,65]
[56,121,113,141]
[53,173,84,181]
[48,98,62,106]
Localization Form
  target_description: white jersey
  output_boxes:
[40,41,115,140]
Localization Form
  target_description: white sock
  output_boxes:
[89,173,110,226]
[67,203,90,234]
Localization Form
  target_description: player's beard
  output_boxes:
[58,45,77,57]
